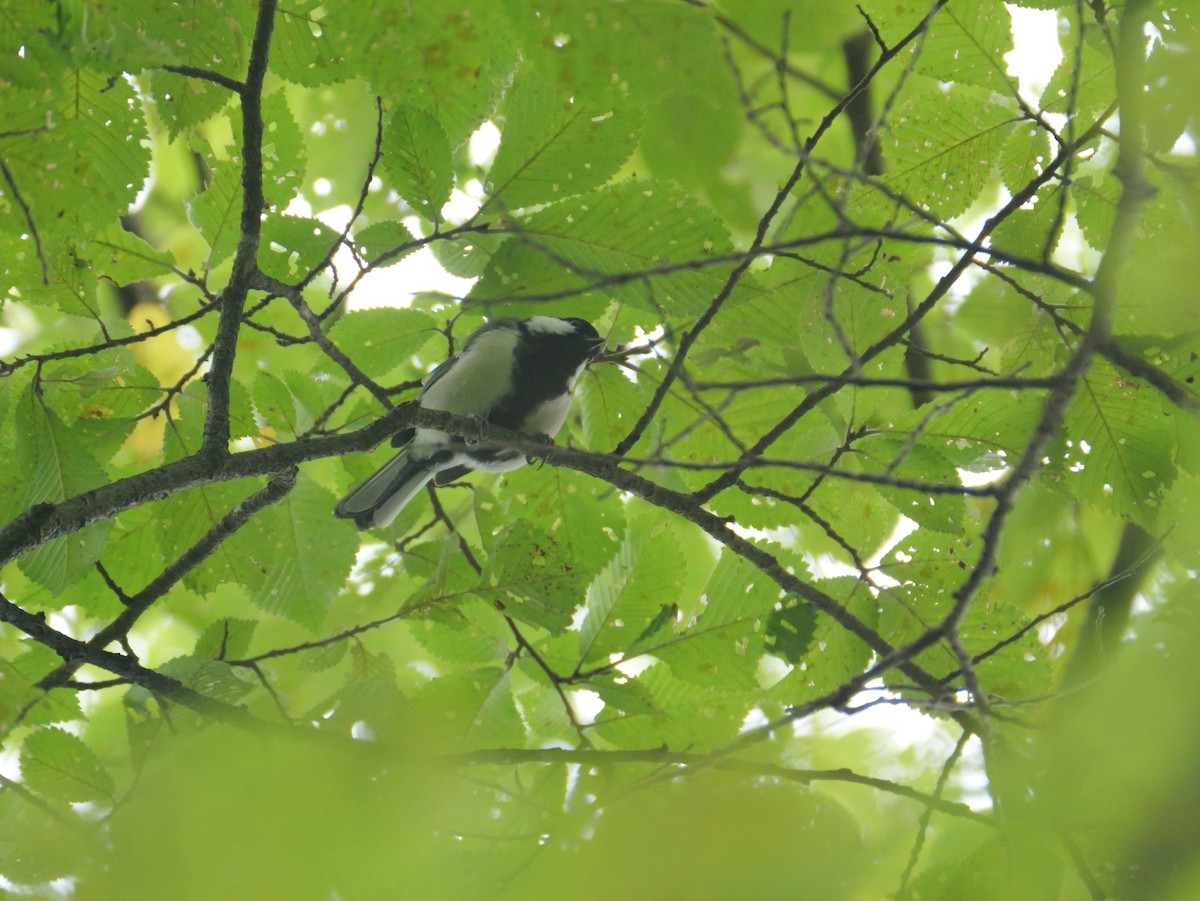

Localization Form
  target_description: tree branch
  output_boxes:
[200,0,277,458]
[37,469,298,692]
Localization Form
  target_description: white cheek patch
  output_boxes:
[526,316,576,335]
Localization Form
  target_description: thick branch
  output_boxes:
[0,404,411,569]
[201,0,277,457]
[0,589,263,728]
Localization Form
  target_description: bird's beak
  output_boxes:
[588,336,608,360]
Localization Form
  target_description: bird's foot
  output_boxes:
[526,433,554,468]
[461,412,487,447]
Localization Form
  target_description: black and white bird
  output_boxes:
[335,315,606,530]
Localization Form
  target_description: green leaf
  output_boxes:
[123,657,254,715]
[261,92,306,210]
[233,474,360,628]
[271,0,350,87]
[353,220,421,269]
[470,180,742,318]
[381,104,454,221]
[577,521,684,666]
[480,520,585,633]
[13,388,112,592]
[189,156,242,268]
[20,727,115,803]
[764,603,818,664]
[1059,360,1178,526]
[0,646,82,727]
[410,667,525,748]
[920,0,1015,90]
[329,1,517,145]
[884,91,1019,219]
[498,465,624,588]
[488,70,643,210]
[329,308,438,380]
[649,550,780,691]
[508,0,728,109]
[0,68,150,238]
[137,0,247,137]
[194,617,258,660]
[299,640,349,673]
[88,223,182,285]
[254,370,306,441]
[577,357,646,451]
[258,215,338,282]
[1040,21,1115,117]
[766,578,879,706]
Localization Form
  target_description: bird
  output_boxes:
[335,315,606,530]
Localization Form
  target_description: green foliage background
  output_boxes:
[1,0,1198,898]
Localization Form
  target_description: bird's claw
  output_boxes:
[462,412,486,447]
[525,433,554,468]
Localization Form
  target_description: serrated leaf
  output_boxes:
[481,520,585,633]
[500,465,624,587]
[232,474,359,628]
[129,656,254,707]
[261,92,306,210]
[13,387,111,592]
[1060,360,1177,526]
[429,229,506,278]
[509,1,728,109]
[327,2,516,146]
[254,367,329,442]
[1040,23,1115,116]
[299,640,349,673]
[764,603,818,664]
[88,222,181,285]
[651,551,778,690]
[189,159,242,268]
[884,92,1019,219]
[411,667,526,748]
[271,0,350,86]
[898,387,1045,472]
[20,727,114,803]
[258,215,338,282]
[381,104,454,221]
[0,647,82,727]
[591,659,751,749]
[578,365,644,451]
[470,180,743,317]
[991,185,1066,262]
[488,70,642,210]
[347,643,398,685]
[920,0,1015,90]
[153,480,257,596]
[138,0,247,137]
[766,578,880,705]
[194,618,258,660]
[329,307,438,379]
[0,68,150,238]
[353,220,420,269]
[577,522,685,666]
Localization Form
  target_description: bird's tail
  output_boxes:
[334,451,435,530]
